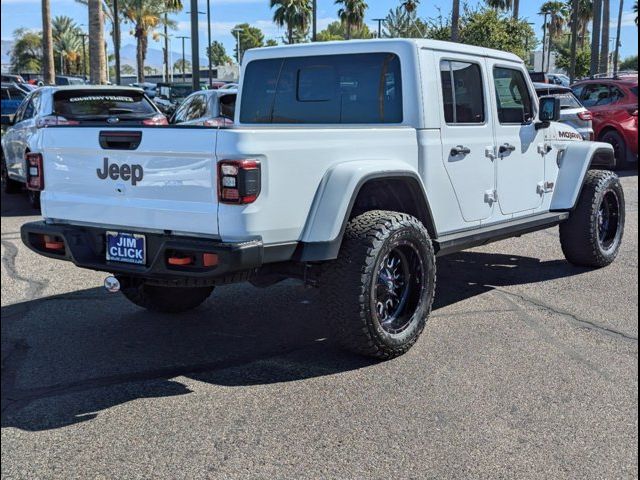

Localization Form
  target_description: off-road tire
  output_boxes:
[118,278,214,313]
[560,170,625,268]
[321,210,436,359]
[1,155,22,194]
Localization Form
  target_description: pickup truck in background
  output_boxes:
[20,40,625,360]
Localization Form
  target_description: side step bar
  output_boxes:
[434,212,570,257]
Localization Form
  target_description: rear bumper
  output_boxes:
[21,221,263,283]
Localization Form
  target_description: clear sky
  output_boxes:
[1,0,638,62]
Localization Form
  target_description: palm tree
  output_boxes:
[485,0,513,11]
[76,1,121,83]
[451,0,461,41]
[576,0,594,48]
[41,0,55,84]
[401,0,425,37]
[600,0,610,73]
[121,0,182,82]
[633,0,637,25]
[335,0,368,40]
[53,16,82,75]
[540,1,569,67]
[271,0,312,44]
[88,0,107,84]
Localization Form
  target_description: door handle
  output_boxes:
[499,143,516,154]
[450,145,471,156]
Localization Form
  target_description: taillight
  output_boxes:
[36,115,79,128]
[142,114,168,125]
[577,110,593,121]
[26,153,44,191]
[218,159,261,204]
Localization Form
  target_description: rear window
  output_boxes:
[240,53,403,124]
[554,92,583,109]
[53,90,157,118]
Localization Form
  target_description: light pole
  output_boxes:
[232,27,242,64]
[189,0,201,91]
[176,35,190,82]
[372,18,385,38]
[539,11,549,72]
[113,0,121,85]
[77,32,88,80]
[206,0,213,86]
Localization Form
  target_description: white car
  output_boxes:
[170,88,237,126]
[1,85,166,207]
[21,40,624,360]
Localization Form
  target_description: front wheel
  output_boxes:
[118,277,214,313]
[321,210,436,359]
[560,170,625,268]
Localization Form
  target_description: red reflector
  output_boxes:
[43,235,64,250]
[167,256,194,266]
[203,253,219,267]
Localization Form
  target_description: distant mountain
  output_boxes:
[118,44,208,71]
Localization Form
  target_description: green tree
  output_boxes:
[317,20,372,40]
[266,39,279,46]
[575,0,593,48]
[52,16,83,75]
[121,64,136,75]
[458,8,538,60]
[207,41,232,65]
[10,28,42,73]
[173,58,191,74]
[271,0,311,44]
[335,0,368,39]
[232,23,265,62]
[619,55,638,70]
[121,0,183,82]
[556,38,591,77]
[383,7,427,38]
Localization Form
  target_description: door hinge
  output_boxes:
[537,181,555,195]
[484,189,498,204]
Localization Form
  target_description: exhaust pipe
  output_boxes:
[104,276,121,293]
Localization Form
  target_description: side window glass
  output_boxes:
[14,98,31,123]
[440,60,485,124]
[493,67,534,124]
[610,87,624,103]
[22,98,36,120]
[173,98,191,123]
[186,95,205,121]
[581,84,610,107]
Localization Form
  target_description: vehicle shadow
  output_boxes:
[1,249,592,432]
[1,190,38,218]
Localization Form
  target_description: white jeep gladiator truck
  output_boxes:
[21,40,625,359]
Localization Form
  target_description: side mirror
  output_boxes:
[538,96,561,126]
[1,115,14,126]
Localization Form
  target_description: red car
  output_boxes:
[572,77,638,168]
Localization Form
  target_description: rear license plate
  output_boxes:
[106,231,146,265]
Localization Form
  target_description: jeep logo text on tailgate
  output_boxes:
[97,158,143,185]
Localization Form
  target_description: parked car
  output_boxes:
[19,39,622,361]
[1,85,166,207]
[534,82,593,140]
[572,77,638,167]
[132,82,157,99]
[1,73,26,84]
[529,72,571,87]
[1,82,29,117]
[55,75,86,86]
[171,88,237,126]
[153,82,196,116]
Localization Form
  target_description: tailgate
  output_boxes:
[41,127,220,236]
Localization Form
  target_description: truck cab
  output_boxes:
[20,40,624,360]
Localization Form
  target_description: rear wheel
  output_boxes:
[560,170,625,268]
[321,210,436,359]
[118,277,214,313]
[600,130,633,170]
[1,155,22,194]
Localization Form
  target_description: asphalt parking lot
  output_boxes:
[1,174,638,479]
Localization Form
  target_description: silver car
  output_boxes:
[534,82,594,140]
[171,88,237,126]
